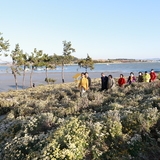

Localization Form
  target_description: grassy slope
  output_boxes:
[0,79,160,160]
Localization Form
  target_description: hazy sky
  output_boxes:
[1,0,160,61]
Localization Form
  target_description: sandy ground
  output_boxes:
[0,71,130,92]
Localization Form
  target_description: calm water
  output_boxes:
[0,62,160,74]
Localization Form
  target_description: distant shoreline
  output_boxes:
[0,60,160,67]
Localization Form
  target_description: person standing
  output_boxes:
[138,72,144,82]
[143,71,151,82]
[85,72,91,89]
[127,72,136,84]
[101,72,108,90]
[118,74,126,87]
[78,72,88,97]
[107,75,115,89]
[150,69,157,82]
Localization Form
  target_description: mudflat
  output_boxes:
[0,71,127,92]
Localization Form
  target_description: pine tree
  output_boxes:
[78,54,94,72]
[10,44,22,90]
[0,32,9,58]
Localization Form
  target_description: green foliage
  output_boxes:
[0,32,9,54]
[45,78,56,83]
[78,54,94,72]
[57,41,76,66]
[28,48,44,87]
[54,41,75,83]
[42,117,89,159]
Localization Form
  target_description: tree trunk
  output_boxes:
[61,63,64,83]
[30,66,33,87]
[85,66,88,72]
[22,66,26,88]
[13,72,18,90]
[46,67,49,84]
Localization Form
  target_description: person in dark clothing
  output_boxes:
[101,72,108,90]
[85,72,91,89]
[138,72,143,82]
[127,72,136,84]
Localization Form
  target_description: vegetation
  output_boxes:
[0,32,9,54]
[41,53,56,84]
[0,79,160,159]
[0,31,77,88]
[10,44,23,90]
[1,38,76,88]
[60,41,76,83]
[45,77,56,83]
[78,54,94,72]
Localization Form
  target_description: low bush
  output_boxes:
[0,80,160,159]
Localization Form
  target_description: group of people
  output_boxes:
[78,69,157,96]
[137,69,157,83]
[101,73,115,90]
[78,71,116,96]
[118,69,157,87]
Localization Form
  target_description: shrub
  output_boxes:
[45,78,56,83]
[41,117,89,159]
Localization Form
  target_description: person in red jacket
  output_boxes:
[118,74,126,87]
[150,69,157,82]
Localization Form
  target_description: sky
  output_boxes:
[0,0,160,62]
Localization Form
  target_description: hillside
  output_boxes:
[0,79,160,160]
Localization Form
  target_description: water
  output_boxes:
[0,62,160,74]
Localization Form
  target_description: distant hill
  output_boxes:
[0,59,11,65]
[141,58,160,61]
